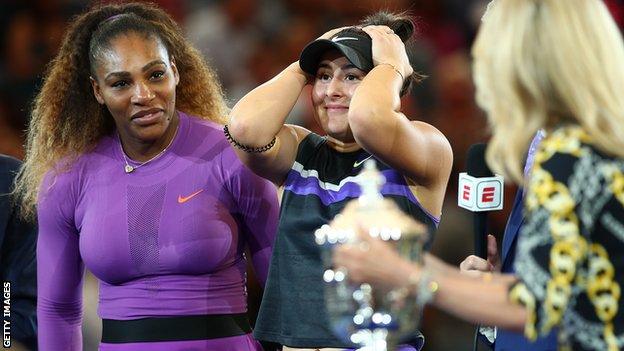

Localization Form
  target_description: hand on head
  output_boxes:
[459,234,501,277]
[361,25,413,79]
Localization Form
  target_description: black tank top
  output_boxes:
[254,133,439,349]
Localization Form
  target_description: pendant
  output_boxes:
[124,165,134,173]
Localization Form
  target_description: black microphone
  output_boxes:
[461,144,504,351]
[463,143,500,259]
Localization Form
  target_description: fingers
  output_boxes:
[487,234,501,271]
[355,223,374,242]
[362,25,400,41]
[360,26,412,78]
[459,236,501,276]
[333,244,366,283]
[333,231,401,283]
[333,243,366,267]
[487,234,498,256]
[459,255,493,274]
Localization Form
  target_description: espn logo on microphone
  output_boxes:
[458,173,504,211]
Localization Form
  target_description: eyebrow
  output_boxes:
[104,60,167,81]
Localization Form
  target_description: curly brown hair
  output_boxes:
[14,2,228,219]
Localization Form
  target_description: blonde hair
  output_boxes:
[14,2,228,219]
[472,0,624,183]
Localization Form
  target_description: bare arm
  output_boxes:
[333,236,526,332]
[424,253,522,329]
[228,27,348,185]
[227,62,308,184]
[348,26,453,215]
[426,259,526,331]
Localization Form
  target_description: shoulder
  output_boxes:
[285,124,312,140]
[407,120,453,180]
[185,115,248,174]
[409,120,452,150]
[535,126,591,160]
[183,112,231,148]
[287,127,327,165]
[527,126,624,211]
[36,166,79,229]
[533,126,608,182]
[185,112,224,131]
[0,154,21,193]
[278,123,314,149]
[39,164,78,200]
[292,127,322,148]
[38,149,97,209]
[0,154,21,173]
[409,120,443,133]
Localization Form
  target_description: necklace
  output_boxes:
[119,122,179,174]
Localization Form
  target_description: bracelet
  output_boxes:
[377,62,405,82]
[223,124,276,153]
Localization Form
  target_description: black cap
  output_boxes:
[299,30,373,75]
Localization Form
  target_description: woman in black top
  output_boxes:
[227,11,453,351]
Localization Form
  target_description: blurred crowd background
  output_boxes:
[2,0,623,350]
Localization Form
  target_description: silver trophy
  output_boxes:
[315,160,428,351]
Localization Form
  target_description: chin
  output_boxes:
[132,125,168,142]
[324,128,353,142]
[326,121,349,135]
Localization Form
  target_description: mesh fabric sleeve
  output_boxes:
[37,170,86,351]
[222,147,279,287]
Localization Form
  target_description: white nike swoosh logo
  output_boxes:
[353,155,373,168]
[332,37,358,42]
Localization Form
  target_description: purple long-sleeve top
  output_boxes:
[36,112,279,350]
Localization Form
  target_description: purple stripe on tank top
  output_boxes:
[283,167,440,226]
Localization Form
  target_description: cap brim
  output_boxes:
[299,39,371,75]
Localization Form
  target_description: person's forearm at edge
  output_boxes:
[400,254,527,332]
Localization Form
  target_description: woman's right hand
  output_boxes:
[459,234,501,277]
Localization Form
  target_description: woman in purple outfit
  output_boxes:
[13,3,279,351]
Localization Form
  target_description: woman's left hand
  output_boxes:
[362,25,413,79]
[333,225,416,290]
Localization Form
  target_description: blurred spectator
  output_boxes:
[0,154,37,350]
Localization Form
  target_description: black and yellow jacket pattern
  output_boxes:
[510,126,624,351]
